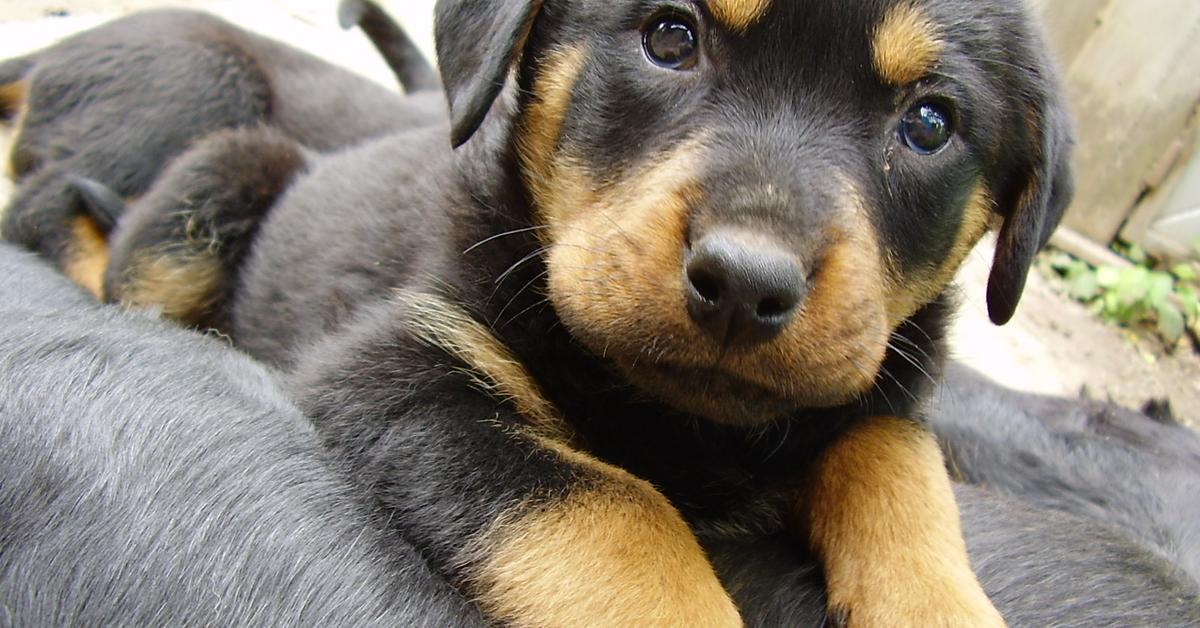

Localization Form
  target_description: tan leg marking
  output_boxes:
[804,416,1004,628]
[872,2,943,86]
[115,249,222,326]
[708,0,773,34]
[399,290,572,444]
[63,215,109,300]
[467,438,742,628]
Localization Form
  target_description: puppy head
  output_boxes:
[436,0,1073,424]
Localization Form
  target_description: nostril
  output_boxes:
[689,268,722,304]
[756,296,793,320]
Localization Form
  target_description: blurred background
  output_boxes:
[1,0,1198,422]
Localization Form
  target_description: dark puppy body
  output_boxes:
[106,0,1075,624]
[0,244,484,627]
[930,363,1200,583]
[0,8,443,293]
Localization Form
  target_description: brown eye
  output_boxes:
[900,102,954,154]
[643,16,698,69]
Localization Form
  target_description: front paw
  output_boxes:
[828,576,1005,628]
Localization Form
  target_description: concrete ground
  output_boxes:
[2,0,1198,424]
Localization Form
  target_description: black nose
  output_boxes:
[685,231,807,347]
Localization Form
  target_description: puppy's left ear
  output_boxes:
[986,62,1075,326]
[435,0,545,148]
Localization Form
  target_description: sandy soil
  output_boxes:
[2,0,1198,425]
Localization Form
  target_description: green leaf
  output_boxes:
[1068,271,1101,300]
[1157,302,1186,344]
[1046,251,1076,271]
[1096,266,1122,288]
[1172,263,1198,282]
[1145,272,1174,308]
[1178,286,1200,319]
[1115,267,1149,306]
[1103,292,1122,319]
[1126,243,1149,265]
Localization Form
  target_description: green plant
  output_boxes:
[1040,243,1200,349]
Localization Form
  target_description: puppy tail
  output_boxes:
[338,0,439,93]
[0,56,34,120]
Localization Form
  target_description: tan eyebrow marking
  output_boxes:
[872,2,944,86]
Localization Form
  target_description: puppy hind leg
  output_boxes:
[103,126,308,330]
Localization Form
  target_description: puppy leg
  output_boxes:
[295,294,742,627]
[102,126,307,330]
[803,416,1004,627]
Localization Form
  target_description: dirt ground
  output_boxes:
[2,0,1198,426]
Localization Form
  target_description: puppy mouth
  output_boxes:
[618,358,804,426]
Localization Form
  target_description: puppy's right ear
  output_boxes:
[435,0,544,147]
[69,176,126,234]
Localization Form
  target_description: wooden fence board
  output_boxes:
[1031,0,1112,69]
[1054,0,1200,243]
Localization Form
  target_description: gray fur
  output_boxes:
[0,245,483,627]
[931,363,1200,583]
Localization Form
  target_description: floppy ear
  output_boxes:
[435,0,544,147]
[69,176,127,234]
[985,72,1075,326]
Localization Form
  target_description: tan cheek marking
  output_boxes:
[802,416,1005,627]
[398,290,572,445]
[872,2,943,86]
[1,80,29,180]
[543,142,704,355]
[63,215,110,300]
[708,0,772,34]
[466,441,742,628]
[887,183,996,324]
[517,45,587,221]
[114,249,222,326]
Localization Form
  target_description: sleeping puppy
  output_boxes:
[930,363,1200,584]
[67,3,446,331]
[710,485,1200,627]
[98,0,1074,624]
[0,7,443,296]
[0,244,484,627]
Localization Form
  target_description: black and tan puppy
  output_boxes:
[0,7,442,296]
[105,0,1072,624]
[72,2,445,330]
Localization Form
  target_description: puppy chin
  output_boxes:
[618,360,856,426]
